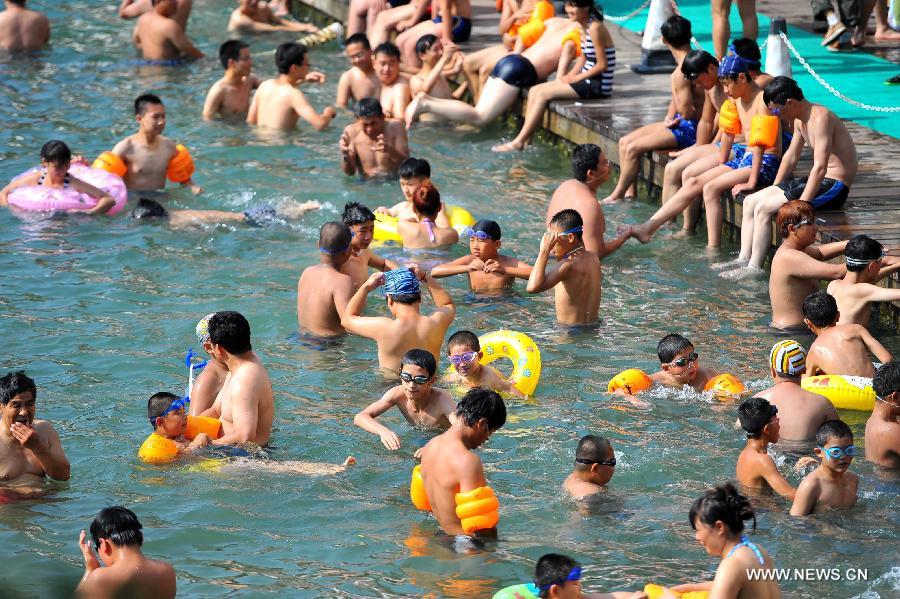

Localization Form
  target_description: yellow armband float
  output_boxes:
[645,583,709,599]
[561,28,583,57]
[748,115,778,148]
[455,486,499,534]
[167,143,195,183]
[718,99,742,136]
[92,151,127,178]
[704,373,746,400]
[410,465,432,511]
[607,368,653,395]
[137,416,223,464]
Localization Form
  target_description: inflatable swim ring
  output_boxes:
[7,164,127,215]
[704,373,745,399]
[138,415,223,464]
[373,205,475,243]
[801,375,875,411]
[608,368,653,394]
[493,583,540,599]
[478,330,541,396]
[645,583,708,599]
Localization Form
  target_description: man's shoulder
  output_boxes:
[31,419,57,437]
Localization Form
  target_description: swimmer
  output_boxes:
[354,349,456,453]
[790,419,859,516]
[0,371,70,491]
[129,198,319,228]
[755,340,838,443]
[527,209,602,326]
[409,35,463,107]
[145,392,212,454]
[376,157,449,227]
[297,222,354,337]
[336,33,381,109]
[189,313,228,416]
[106,93,203,195]
[132,0,204,62]
[395,0,473,67]
[431,220,532,292]
[826,235,900,328]
[545,144,631,256]
[0,140,116,214]
[563,434,616,499]
[373,42,411,118]
[228,0,317,33]
[342,265,456,372]
[0,0,49,52]
[247,42,336,131]
[397,183,459,248]
[418,387,506,537]
[650,334,717,392]
[217,455,356,475]
[202,40,260,120]
[442,330,525,397]
[530,553,646,598]
[803,291,892,378]
[866,362,900,469]
[76,507,176,599]
[199,311,274,446]
[339,98,410,178]
[340,202,399,291]
[735,397,795,500]
[119,0,191,31]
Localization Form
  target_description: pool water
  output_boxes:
[1,2,898,597]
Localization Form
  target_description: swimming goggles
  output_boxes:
[538,566,582,592]
[449,351,478,366]
[399,372,431,385]
[795,219,814,227]
[819,445,856,460]
[576,456,617,467]
[463,228,496,241]
[846,250,886,268]
[150,396,189,426]
[668,352,699,368]
[768,106,781,116]
[559,226,583,236]
[876,394,900,409]
[319,243,350,255]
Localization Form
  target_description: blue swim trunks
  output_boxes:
[432,16,472,43]
[726,151,781,187]
[668,113,698,148]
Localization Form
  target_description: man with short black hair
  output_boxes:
[866,362,900,469]
[826,235,900,327]
[339,97,409,177]
[132,0,203,61]
[336,33,380,109]
[202,39,259,120]
[563,434,616,498]
[0,0,49,51]
[735,396,796,500]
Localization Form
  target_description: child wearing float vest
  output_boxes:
[376,157,449,227]
[431,220,532,292]
[441,330,525,398]
[790,419,859,516]
[138,392,220,464]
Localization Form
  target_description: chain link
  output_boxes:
[604,0,651,23]
[778,31,900,113]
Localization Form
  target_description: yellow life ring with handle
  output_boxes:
[478,330,541,396]
[645,584,708,599]
[801,375,875,411]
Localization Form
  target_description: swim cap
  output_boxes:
[196,313,216,344]
[769,340,806,376]
[718,54,750,77]
[470,219,502,240]
[384,268,420,296]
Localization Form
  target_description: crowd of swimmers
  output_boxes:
[2,1,900,598]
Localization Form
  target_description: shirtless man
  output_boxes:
[755,340,838,443]
[396,0,473,67]
[339,98,409,178]
[545,144,631,257]
[373,42,411,119]
[340,202,398,291]
[200,311,274,446]
[866,362,900,469]
[129,197,319,227]
[735,397,795,500]
[202,40,259,120]
[132,0,203,61]
[247,42,336,131]
[76,507,176,599]
[527,209,602,326]
[0,1,49,52]
[342,265,456,372]
[418,387,506,538]
[189,313,228,416]
[768,201,846,330]
[0,371,70,494]
[228,0,317,34]
[119,0,191,31]
[826,235,900,328]
[803,291,892,378]
[336,33,381,109]
[297,222,354,337]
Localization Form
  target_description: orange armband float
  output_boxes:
[92,151,127,178]
[517,18,546,48]
[410,465,432,511]
[532,0,555,21]
[185,415,223,440]
[167,144,195,183]
[561,28,582,57]
[704,373,746,400]
[138,416,222,464]
[748,115,778,148]
[718,99,742,136]
[607,369,653,395]
[455,486,499,534]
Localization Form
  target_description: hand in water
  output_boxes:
[10,422,40,451]
[190,183,203,195]
[380,430,401,450]
[78,530,102,575]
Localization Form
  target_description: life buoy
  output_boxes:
[801,375,875,411]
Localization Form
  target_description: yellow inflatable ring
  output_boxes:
[704,373,745,400]
[373,205,475,243]
[645,583,708,599]
[801,375,875,411]
[455,486,499,534]
[478,330,541,396]
[608,368,653,394]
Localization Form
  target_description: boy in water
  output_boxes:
[76,507,176,599]
[297,222,354,338]
[339,97,410,178]
[431,220,532,291]
[527,209,602,326]
[336,33,381,109]
[202,40,260,120]
[373,42,411,118]
[132,0,204,61]
[803,291,892,378]
[129,197,319,228]
[354,349,456,453]
[340,202,398,291]
[146,392,212,454]
[866,362,900,469]
[790,419,859,516]
[735,397,795,500]
[0,0,50,52]
[531,553,645,598]
[650,333,717,392]
[442,330,524,397]
[563,434,617,499]
[826,235,900,328]
[376,157,449,226]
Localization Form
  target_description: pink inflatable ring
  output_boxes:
[7,164,127,215]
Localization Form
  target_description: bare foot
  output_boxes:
[711,257,747,270]
[670,229,692,240]
[278,200,321,219]
[600,194,623,205]
[491,140,524,152]
[851,27,865,47]
[875,28,900,42]
[720,265,764,280]
[630,223,653,244]
[404,92,426,129]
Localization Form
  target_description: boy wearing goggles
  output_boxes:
[650,333,717,392]
[147,392,211,454]
[563,435,617,499]
[531,553,645,598]
[866,362,900,469]
[826,234,900,329]
[790,419,858,516]
[431,220,532,292]
[735,397,795,500]
[442,330,524,397]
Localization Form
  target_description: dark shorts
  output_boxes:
[432,16,472,43]
[490,54,538,88]
[570,78,609,100]
[726,151,781,187]
[776,177,850,210]
[668,113,698,148]
[388,0,410,6]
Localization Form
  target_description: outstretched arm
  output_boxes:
[353,390,402,450]
[858,326,893,364]
[760,458,797,500]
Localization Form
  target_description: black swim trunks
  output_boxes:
[490,54,538,89]
[776,177,849,211]
[570,78,609,100]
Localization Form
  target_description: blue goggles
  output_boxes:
[462,227,496,241]
[538,566,582,592]
[560,226,583,235]
[819,445,856,460]
[150,396,189,426]
[185,348,208,371]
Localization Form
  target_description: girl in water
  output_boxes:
[397,183,458,248]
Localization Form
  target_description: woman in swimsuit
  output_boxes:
[396,182,458,248]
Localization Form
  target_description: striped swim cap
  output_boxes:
[769,340,806,376]
[196,313,216,343]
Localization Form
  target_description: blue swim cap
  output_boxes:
[718,54,750,77]
[383,268,420,296]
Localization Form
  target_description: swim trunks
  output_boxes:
[388,0,410,6]
[243,204,279,227]
[570,78,610,100]
[491,54,538,89]
[716,142,747,163]
[432,16,472,43]
[776,177,849,210]
[726,151,780,187]
[668,113,699,148]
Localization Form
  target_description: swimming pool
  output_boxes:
[0,2,898,597]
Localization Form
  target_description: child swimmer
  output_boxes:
[790,419,859,516]
[340,202,399,291]
[376,157,449,226]
[563,435,617,499]
[650,334,718,392]
[431,220,532,292]
[442,330,525,397]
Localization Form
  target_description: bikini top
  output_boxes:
[37,171,70,188]
[727,535,765,566]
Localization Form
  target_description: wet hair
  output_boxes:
[815,419,852,447]
[571,143,602,182]
[342,202,375,227]
[802,291,838,327]
[447,330,480,352]
[401,349,437,378]
[657,333,693,363]
[147,391,180,428]
[130,198,169,220]
[398,157,431,179]
[373,42,401,60]
[873,361,900,401]
[660,15,692,48]
[534,553,580,599]
[845,235,883,272]
[415,34,439,58]
[737,396,776,439]
[275,42,307,74]
[0,371,36,406]
[319,221,352,253]
[763,76,804,106]
[681,50,718,79]
[776,200,816,238]
[208,311,252,355]
[40,140,72,166]
[412,183,441,219]
[90,507,144,549]
[565,0,603,21]
[574,434,612,470]
[354,97,383,119]
[549,209,583,241]
[456,387,506,431]
[344,33,371,50]
[219,40,249,69]
[134,93,163,116]
[731,38,762,66]
[689,481,756,534]
[390,292,421,305]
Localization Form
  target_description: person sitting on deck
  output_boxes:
[826,235,900,328]
[408,34,465,112]
[396,0,474,68]
[228,0,318,34]
[728,37,772,89]
[0,0,49,52]
[366,0,429,48]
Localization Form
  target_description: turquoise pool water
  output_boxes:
[1,2,898,597]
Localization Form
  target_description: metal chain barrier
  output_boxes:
[779,31,900,113]
[605,0,652,23]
